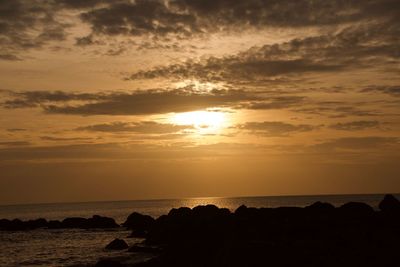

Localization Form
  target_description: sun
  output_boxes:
[171,111,226,132]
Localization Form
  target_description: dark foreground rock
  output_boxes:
[0,218,48,231]
[123,212,155,232]
[0,215,118,231]
[128,245,161,254]
[379,194,400,213]
[95,259,125,267]
[105,238,129,250]
[96,194,400,267]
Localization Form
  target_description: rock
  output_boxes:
[338,202,374,217]
[47,220,62,229]
[305,201,335,212]
[87,215,119,228]
[95,259,125,267]
[60,215,118,229]
[61,217,88,228]
[26,218,48,229]
[379,194,400,213]
[105,238,129,250]
[123,212,155,231]
[128,245,161,253]
[129,229,148,238]
[5,219,25,231]
[0,219,11,230]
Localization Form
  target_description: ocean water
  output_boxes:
[0,194,396,267]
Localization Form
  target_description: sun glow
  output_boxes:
[172,111,226,132]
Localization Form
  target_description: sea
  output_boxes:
[0,194,397,267]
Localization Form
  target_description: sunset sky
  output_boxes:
[0,0,399,205]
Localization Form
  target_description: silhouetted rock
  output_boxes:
[379,194,400,213]
[87,215,119,228]
[305,201,335,212]
[129,229,147,238]
[47,220,62,229]
[338,202,374,217]
[0,215,119,231]
[61,217,88,228]
[0,219,11,230]
[95,259,126,267]
[130,197,400,267]
[60,215,118,229]
[123,212,155,231]
[128,245,161,253]
[26,218,48,229]
[105,238,129,250]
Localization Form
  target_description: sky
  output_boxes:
[0,0,399,205]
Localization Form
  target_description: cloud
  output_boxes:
[0,0,68,59]
[2,90,102,108]
[0,53,21,61]
[240,96,306,110]
[312,136,399,152]
[329,121,381,131]
[0,141,30,147]
[236,121,316,137]
[6,128,27,132]
[128,58,344,83]
[40,136,94,142]
[75,0,400,41]
[126,21,400,84]
[361,86,400,97]
[2,87,312,115]
[77,121,193,134]
[3,88,269,115]
[0,141,258,161]
[293,101,382,118]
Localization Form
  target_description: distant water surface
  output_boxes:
[0,194,397,267]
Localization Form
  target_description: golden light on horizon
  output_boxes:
[171,111,227,133]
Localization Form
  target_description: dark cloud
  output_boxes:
[0,141,252,161]
[0,141,30,147]
[6,128,27,132]
[2,88,267,115]
[128,58,344,83]
[0,53,21,61]
[240,96,306,110]
[75,0,400,40]
[2,90,103,109]
[293,101,382,118]
[127,20,400,83]
[361,86,400,97]
[312,136,399,152]
[44,88,261,115]
[0,0,68,59]
[329,121,381,131]
[40,136,93,141]
[3,87,313,115]
[77,121,193,134]
[237,121,316,137]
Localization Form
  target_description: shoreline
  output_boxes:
[1,194,400,267]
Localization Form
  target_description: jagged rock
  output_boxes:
[338,202,374,216]
[379,194,400,213]
[105,238,129,250]
[123,212,155,231]
[47,220,62,229]
[128,245,161,253]
[129,229,148,238]
[95,259,125,267]
[61,217,88,228]
[87,215,119,228]
[305,201,335,211]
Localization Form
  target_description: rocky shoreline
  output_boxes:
[2,194,400,267]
